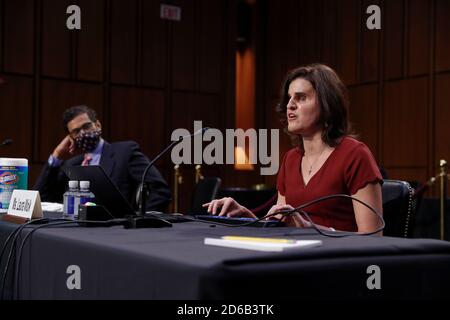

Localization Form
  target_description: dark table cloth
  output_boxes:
[1,213,450,300]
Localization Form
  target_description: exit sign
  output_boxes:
[160,4,181,21]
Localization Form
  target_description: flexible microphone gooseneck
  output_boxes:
[1,139,13,147]
[139,127,209,217]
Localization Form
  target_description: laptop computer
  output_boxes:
[195,215,285,227]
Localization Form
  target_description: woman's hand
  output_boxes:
[202,197,256,218]
[264,204,312,228]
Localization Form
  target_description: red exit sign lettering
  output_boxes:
[160,4,181,21]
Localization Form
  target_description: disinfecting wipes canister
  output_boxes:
[0,158,28,212]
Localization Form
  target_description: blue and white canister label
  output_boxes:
[0,158,28,213]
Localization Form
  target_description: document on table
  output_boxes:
[204,236,322,252]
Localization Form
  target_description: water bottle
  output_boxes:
[76,181,95,217]
[63,180,79,218]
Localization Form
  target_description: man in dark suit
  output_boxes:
[34,105,171,212]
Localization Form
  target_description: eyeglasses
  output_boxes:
[68,121,94,138]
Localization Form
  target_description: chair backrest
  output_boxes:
[188,177,222,215]
[382,179,414,237]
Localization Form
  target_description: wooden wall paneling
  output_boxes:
[137,89,165,158]
[172,0,196,91]
[77,0,105,81]
[385,168,428,185]
[169,92,196,132]
[265,0,284,98]
[348,84,379,160]
[169,92,222,181]
[141,0,167,88]
[321,0,337,70]
[253,0,265,129]
[170,92,221,132]
[195,93,222,129]
[197,0,223,93]
[336,0,359,85]
[264,0,299,101]
[0,75,33,159]
[110,0,137,84]
[220,0,237,188]
[169,92,221,211]
[168,90,196,203]
[195,93,225,186]
[109,86,165,160]
[284,0,299,71]
[42,0,72,78]
[0,0,3,71]
[434,74,450,167]
[383,78,428,167]
[39,80,104,161]
[435,0,450,72]
[4,0,34,74]
[384,0,404,79]
[360,0,380,83]
[407,0,429,76]
[298,0,320,65]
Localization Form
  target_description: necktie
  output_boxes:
[82,153,92,166]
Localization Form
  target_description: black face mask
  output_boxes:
[75,129,102,153]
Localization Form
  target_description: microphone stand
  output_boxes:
[128,128,208,228]
[140,139,181,217]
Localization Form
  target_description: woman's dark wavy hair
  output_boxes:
[275,63,354,151]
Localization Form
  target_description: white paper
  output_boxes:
[204,237,322,252]
[41,202,63,212]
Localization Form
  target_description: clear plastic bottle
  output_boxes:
[76,181,95,217]
[63,180,79,218]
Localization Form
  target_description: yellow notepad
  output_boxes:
[222,236,297,243]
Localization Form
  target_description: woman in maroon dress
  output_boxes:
[204,64,383,233]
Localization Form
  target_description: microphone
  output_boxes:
[137,127,209,220]
[1,139,13,147]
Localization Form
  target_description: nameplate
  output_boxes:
[6,190,43,221]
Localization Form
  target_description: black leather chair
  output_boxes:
[188,177,222,215]
[382,179,414,237]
